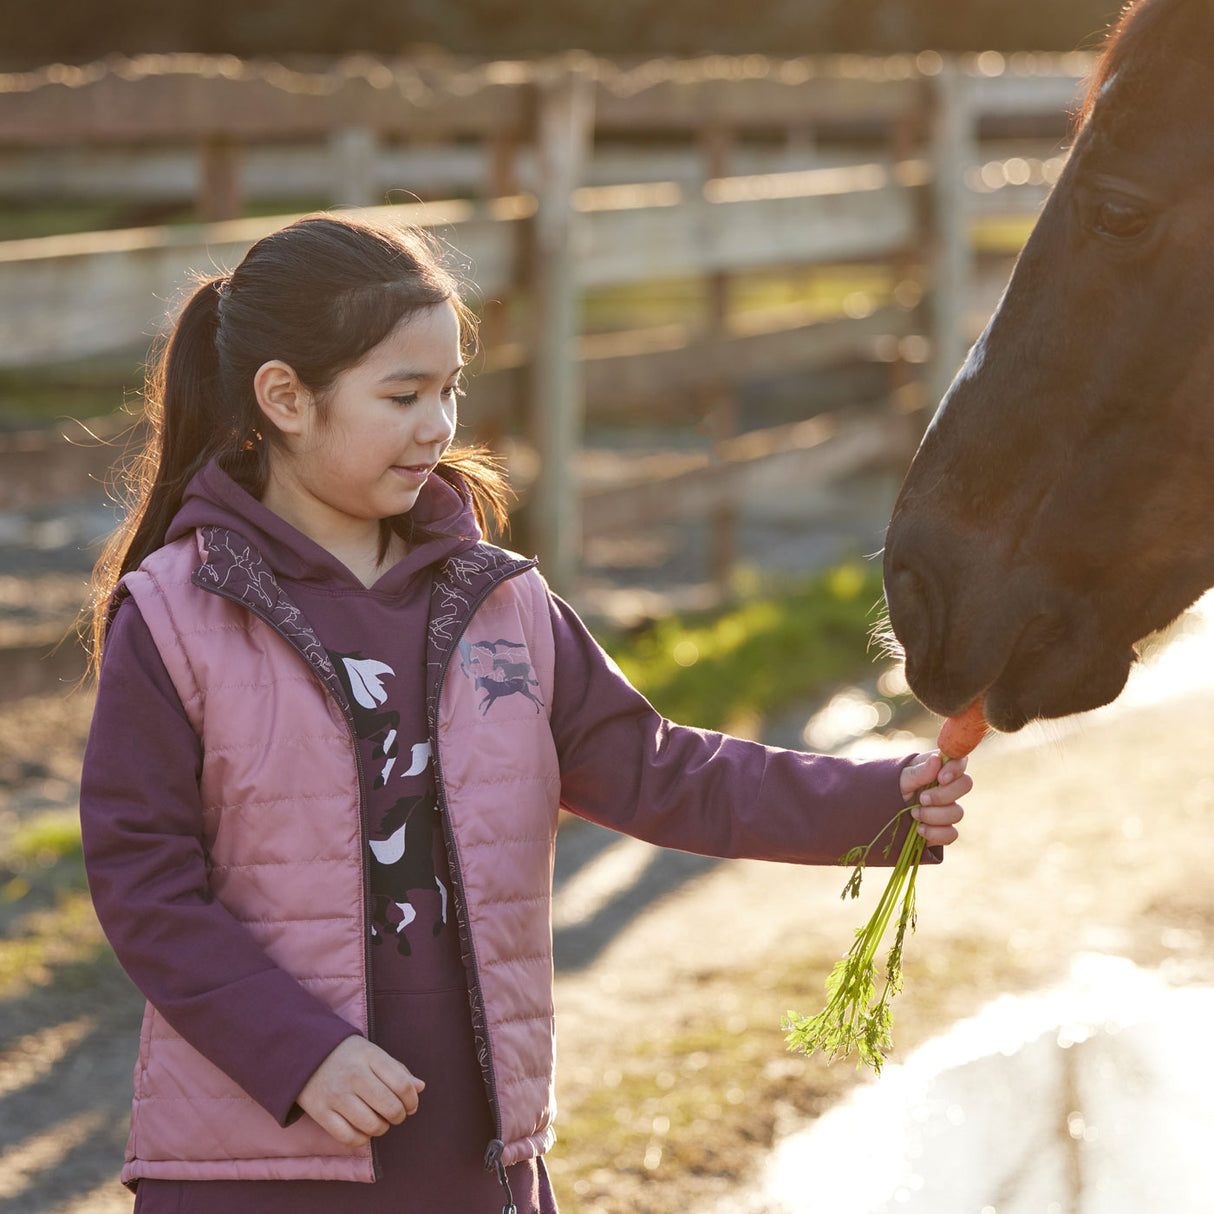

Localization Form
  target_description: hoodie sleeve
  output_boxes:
[547,593,938,867]
[79,599,359,1126]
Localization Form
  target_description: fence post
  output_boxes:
[330,126,380,208]
[198,134,243,221]
[484,122,521,365]
[889,99,926,416]
[528,55,595,595]
[699,120,738,597]
[467,121,524,480]
[926,57,975,414]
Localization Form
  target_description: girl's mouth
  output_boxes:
[391,463,434,483]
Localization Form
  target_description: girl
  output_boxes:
[79,213,970,1214]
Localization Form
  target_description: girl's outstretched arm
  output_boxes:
[81,601,361,1125]
[547,595,942,866]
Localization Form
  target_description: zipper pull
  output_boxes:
[483,1139,517,1214]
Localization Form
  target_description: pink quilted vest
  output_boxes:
[118,527,560,1185]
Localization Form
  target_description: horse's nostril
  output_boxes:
[895,565,926,600]
[883,559,934,651]
[885,558,929,610]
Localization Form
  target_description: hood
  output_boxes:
[166,457,483,593]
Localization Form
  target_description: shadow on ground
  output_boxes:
[0,949,142,1212]
[552,818,720,972]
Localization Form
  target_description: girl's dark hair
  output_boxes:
[87,212,509,677]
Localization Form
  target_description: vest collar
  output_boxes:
[188,524,536,719]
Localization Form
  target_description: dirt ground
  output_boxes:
[4,652,1214,1213]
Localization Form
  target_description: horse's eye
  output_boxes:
[1091,198,1151,241]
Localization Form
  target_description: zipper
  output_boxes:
[484,1139,517,1214]
[195,575,383,1181]
[425,558,534,1205]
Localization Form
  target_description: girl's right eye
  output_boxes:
[391,394,418,407]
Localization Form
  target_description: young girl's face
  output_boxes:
[266,300,463,536]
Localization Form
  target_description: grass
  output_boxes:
[598,559,892,735]
[580,263,898,334]
[8,808,84,868]
[0,805,92,960]
[0,892,109,998]
[971,214,1037,255]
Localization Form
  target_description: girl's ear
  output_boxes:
[253,360,312,435]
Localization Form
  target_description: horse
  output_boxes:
[882,0,1214,734]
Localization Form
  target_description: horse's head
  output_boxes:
[884,0,1214,732]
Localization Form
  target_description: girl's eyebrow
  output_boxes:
[378,362,466,384]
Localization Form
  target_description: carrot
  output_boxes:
[783,701,986,1073]
[937,699,988,760]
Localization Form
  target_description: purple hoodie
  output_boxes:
[81,460,922,1213]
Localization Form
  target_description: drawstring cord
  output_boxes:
[484,1139,517,1214]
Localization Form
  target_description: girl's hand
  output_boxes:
[898,752,971,847]
[297,1035,425,1148]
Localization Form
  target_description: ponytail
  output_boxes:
[85,274,257,679]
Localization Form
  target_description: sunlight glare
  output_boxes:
[728,955,1214,1214]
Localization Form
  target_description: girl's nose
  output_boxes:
[418,394,458,445]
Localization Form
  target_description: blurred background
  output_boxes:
[13,4,1214,1214]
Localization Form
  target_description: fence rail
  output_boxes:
[0,51,1090,142]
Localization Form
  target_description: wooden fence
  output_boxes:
[0,51,1090,592]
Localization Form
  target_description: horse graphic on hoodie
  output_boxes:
[329,650,449,955]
